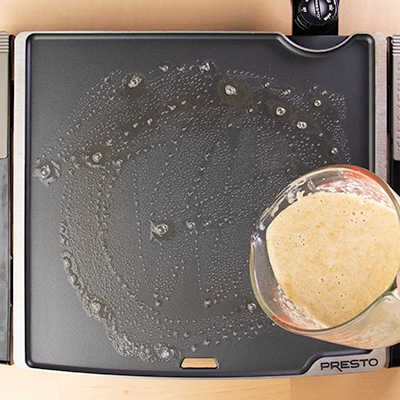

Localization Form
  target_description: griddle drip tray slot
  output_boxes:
[181,358,218,369]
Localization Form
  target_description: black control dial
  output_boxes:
[292,0,339,35]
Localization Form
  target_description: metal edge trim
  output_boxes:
[391,34,400,161]
[12,31,31,370]
[0,32,9,159]
[372,32,389,180]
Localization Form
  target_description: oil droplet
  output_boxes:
[191,345,198,353]
[156,223,168,235]
[204,299,212,308]
[161,348,173,359]
[155,344,176,361]
[276,106,286,116]
[34,159,61,185]
[225,85,237,96]
[247,302,257,313]
[198,60,218,78]
[122,73,146,97]
[159,64,170,73]
[297,121,307,130]
[155,299,163,307]
[127,74,143,88]
[62,256,72,269]
[186,220,196,230]
[90,301,101,314]
[92,151,103,163]
[167,104,177,111]
[150,219,177,242]
[41,165,51,177]
[314,99,322,107]
[199,61,211,72]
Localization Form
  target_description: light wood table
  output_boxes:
[3,1,400,398]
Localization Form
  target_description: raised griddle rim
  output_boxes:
[12,30,388,378]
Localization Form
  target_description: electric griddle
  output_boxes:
[2,0,400,376]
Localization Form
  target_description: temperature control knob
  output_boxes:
[292,0,339,35]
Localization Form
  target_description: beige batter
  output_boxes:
[266,192,400,327]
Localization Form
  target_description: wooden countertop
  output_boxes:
[3,0,400,398]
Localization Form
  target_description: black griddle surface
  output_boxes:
[25,33,376,377]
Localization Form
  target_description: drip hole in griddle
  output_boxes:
[180,358,218,369]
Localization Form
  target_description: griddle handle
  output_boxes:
[387,344,400,368]
[291,0,339,36]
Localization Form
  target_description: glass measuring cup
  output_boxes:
[250,165,400,349]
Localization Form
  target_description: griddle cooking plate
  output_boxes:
[24,33,379,377]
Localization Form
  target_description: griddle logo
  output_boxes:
[320,358,379,372]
